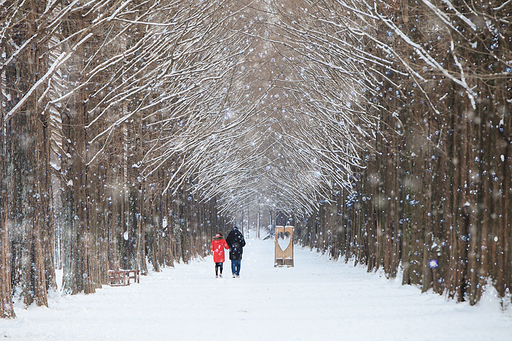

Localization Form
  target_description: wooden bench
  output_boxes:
[107,269,140,286]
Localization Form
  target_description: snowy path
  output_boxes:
[2,238,512,340]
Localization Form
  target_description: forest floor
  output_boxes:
[2,237,512,340]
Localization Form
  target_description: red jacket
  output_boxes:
[211,238,229,263]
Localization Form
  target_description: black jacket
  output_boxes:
[225,227,246,260]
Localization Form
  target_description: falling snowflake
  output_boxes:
[428,259,438,269]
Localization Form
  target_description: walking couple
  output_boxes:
[210,227,246,278]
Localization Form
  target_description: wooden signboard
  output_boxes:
[274,225,294,267]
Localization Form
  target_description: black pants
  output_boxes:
[215,262,223,276]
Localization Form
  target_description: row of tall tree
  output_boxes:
[0,0,253,318]
[280,0,511,305]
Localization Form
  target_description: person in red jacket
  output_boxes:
[211,232,229,278]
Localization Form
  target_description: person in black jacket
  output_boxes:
[225,226,246,278]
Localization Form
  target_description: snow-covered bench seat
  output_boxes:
[107,269,140,286]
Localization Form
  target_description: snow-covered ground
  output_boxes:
[2,238,511,340]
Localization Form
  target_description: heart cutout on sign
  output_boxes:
[277,231,291,251]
